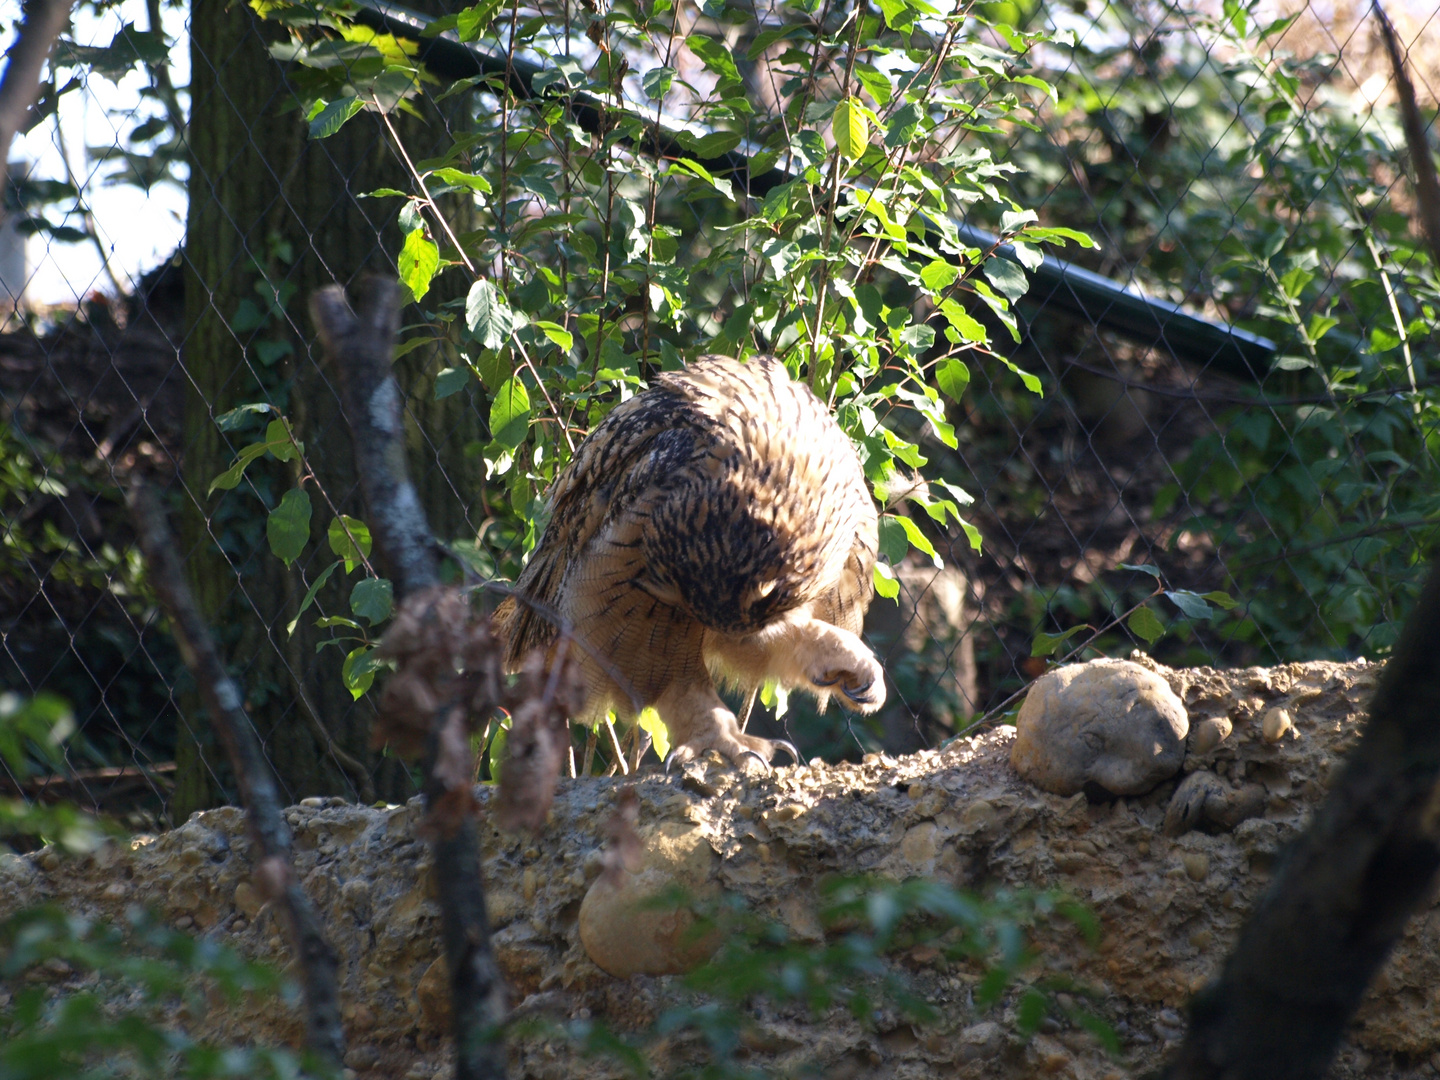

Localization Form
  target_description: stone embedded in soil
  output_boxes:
[578,819,722,978]
[1011,658,1189,797]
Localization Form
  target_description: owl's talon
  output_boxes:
[739,749,772,773]
[664,747,695,774]
[773,739,801,765]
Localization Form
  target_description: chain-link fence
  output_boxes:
[1,0,1437,834]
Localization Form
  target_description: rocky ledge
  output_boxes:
[4,658,1436,1079]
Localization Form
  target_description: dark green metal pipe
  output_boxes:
[350,0,1277,379]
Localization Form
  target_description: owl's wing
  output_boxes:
[495,387,696,663]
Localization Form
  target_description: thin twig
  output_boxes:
[312,278,507,1080]
[1374,1,1440,264]
[128,483,346,1072]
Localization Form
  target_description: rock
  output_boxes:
[233,881,264,919]
[956,1020,1005,1062]
[416,957,449,1032]
[1262,707,1295,743]
[1182,852,1210,882]
[1011,659,1189,796]
[1189,716,1233,755]
[578,820,721,978]
[1165,771,1268,837]
[1165,771,1227,837]
[343,1044,380,1070]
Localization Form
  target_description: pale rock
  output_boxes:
[1262,707,1295,743]
[900,821,939,871]
[233,881,265,919]
[578,820,721,977]
[1189,716,1233,755]
[416,957,449,1031]
[1011,659,1189,796]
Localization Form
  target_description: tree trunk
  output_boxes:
[177,1,481,817]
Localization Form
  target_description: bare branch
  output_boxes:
[128,483,346,1072]
[312,277,508,1080]
[1375,1,1440,265]
[0,0,72,200]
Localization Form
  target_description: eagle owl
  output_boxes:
[494,354,885,768]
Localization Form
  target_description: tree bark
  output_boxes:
[177,1,481,817]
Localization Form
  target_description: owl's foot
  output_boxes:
[654,681,801,776]
[664,730,801,775]
[807,637,886,713]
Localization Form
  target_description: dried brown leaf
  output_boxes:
[373,586,506,757]
[254,854,291,903]
[493,642,587,832]
[600,787,643,885]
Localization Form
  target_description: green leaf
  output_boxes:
[287,560,339,637]
[430,167,492,193]
[327,515,372,572]
[1307,313,1339,343]
[873,561,900,600]
[398,228,439,301]
[308,97,365,139]
[457,0,503,39]
[207,442,270,494]
[898,323,934,352]
[264,418,300,462]
[342,646,382,700]
[1001,356,1042,395]
[435,365,471,400]
[983,258,1029,302]
[267,488,312,566]
[876,0,912,28]
[215,403,274,432]
[684,35,740,83]
[466,278,515,350]
[1278,265,1314,301]
[642,66,674,99]
[833,96,869,160]
[920,260,959,292]
[668,158,734,201]
[892,513,941,568]
[637,706,670,761]
[1031,624,1088,658]
[1121,562,1161,579]
[208,418,301,495]
[853,63,893,107]
[939,299,987,344]
[1165,590,1215,620]
[759,679,791,721]
[489,377,531,450]
[936,359,970,402]
[1202,591,1241,611]
[534,321,573,351]
[1127,605,1165,646]
[885,102,923,149]
[350,578,394,624]
[877,515,909,563]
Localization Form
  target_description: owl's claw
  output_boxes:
[664,733,797,776]
[773,739,801,765]
[739,749,772,773]
[813,673,876,708]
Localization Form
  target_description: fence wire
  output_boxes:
[0,0,1437,832]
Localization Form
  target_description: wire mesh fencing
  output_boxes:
[0,0,1437,833]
